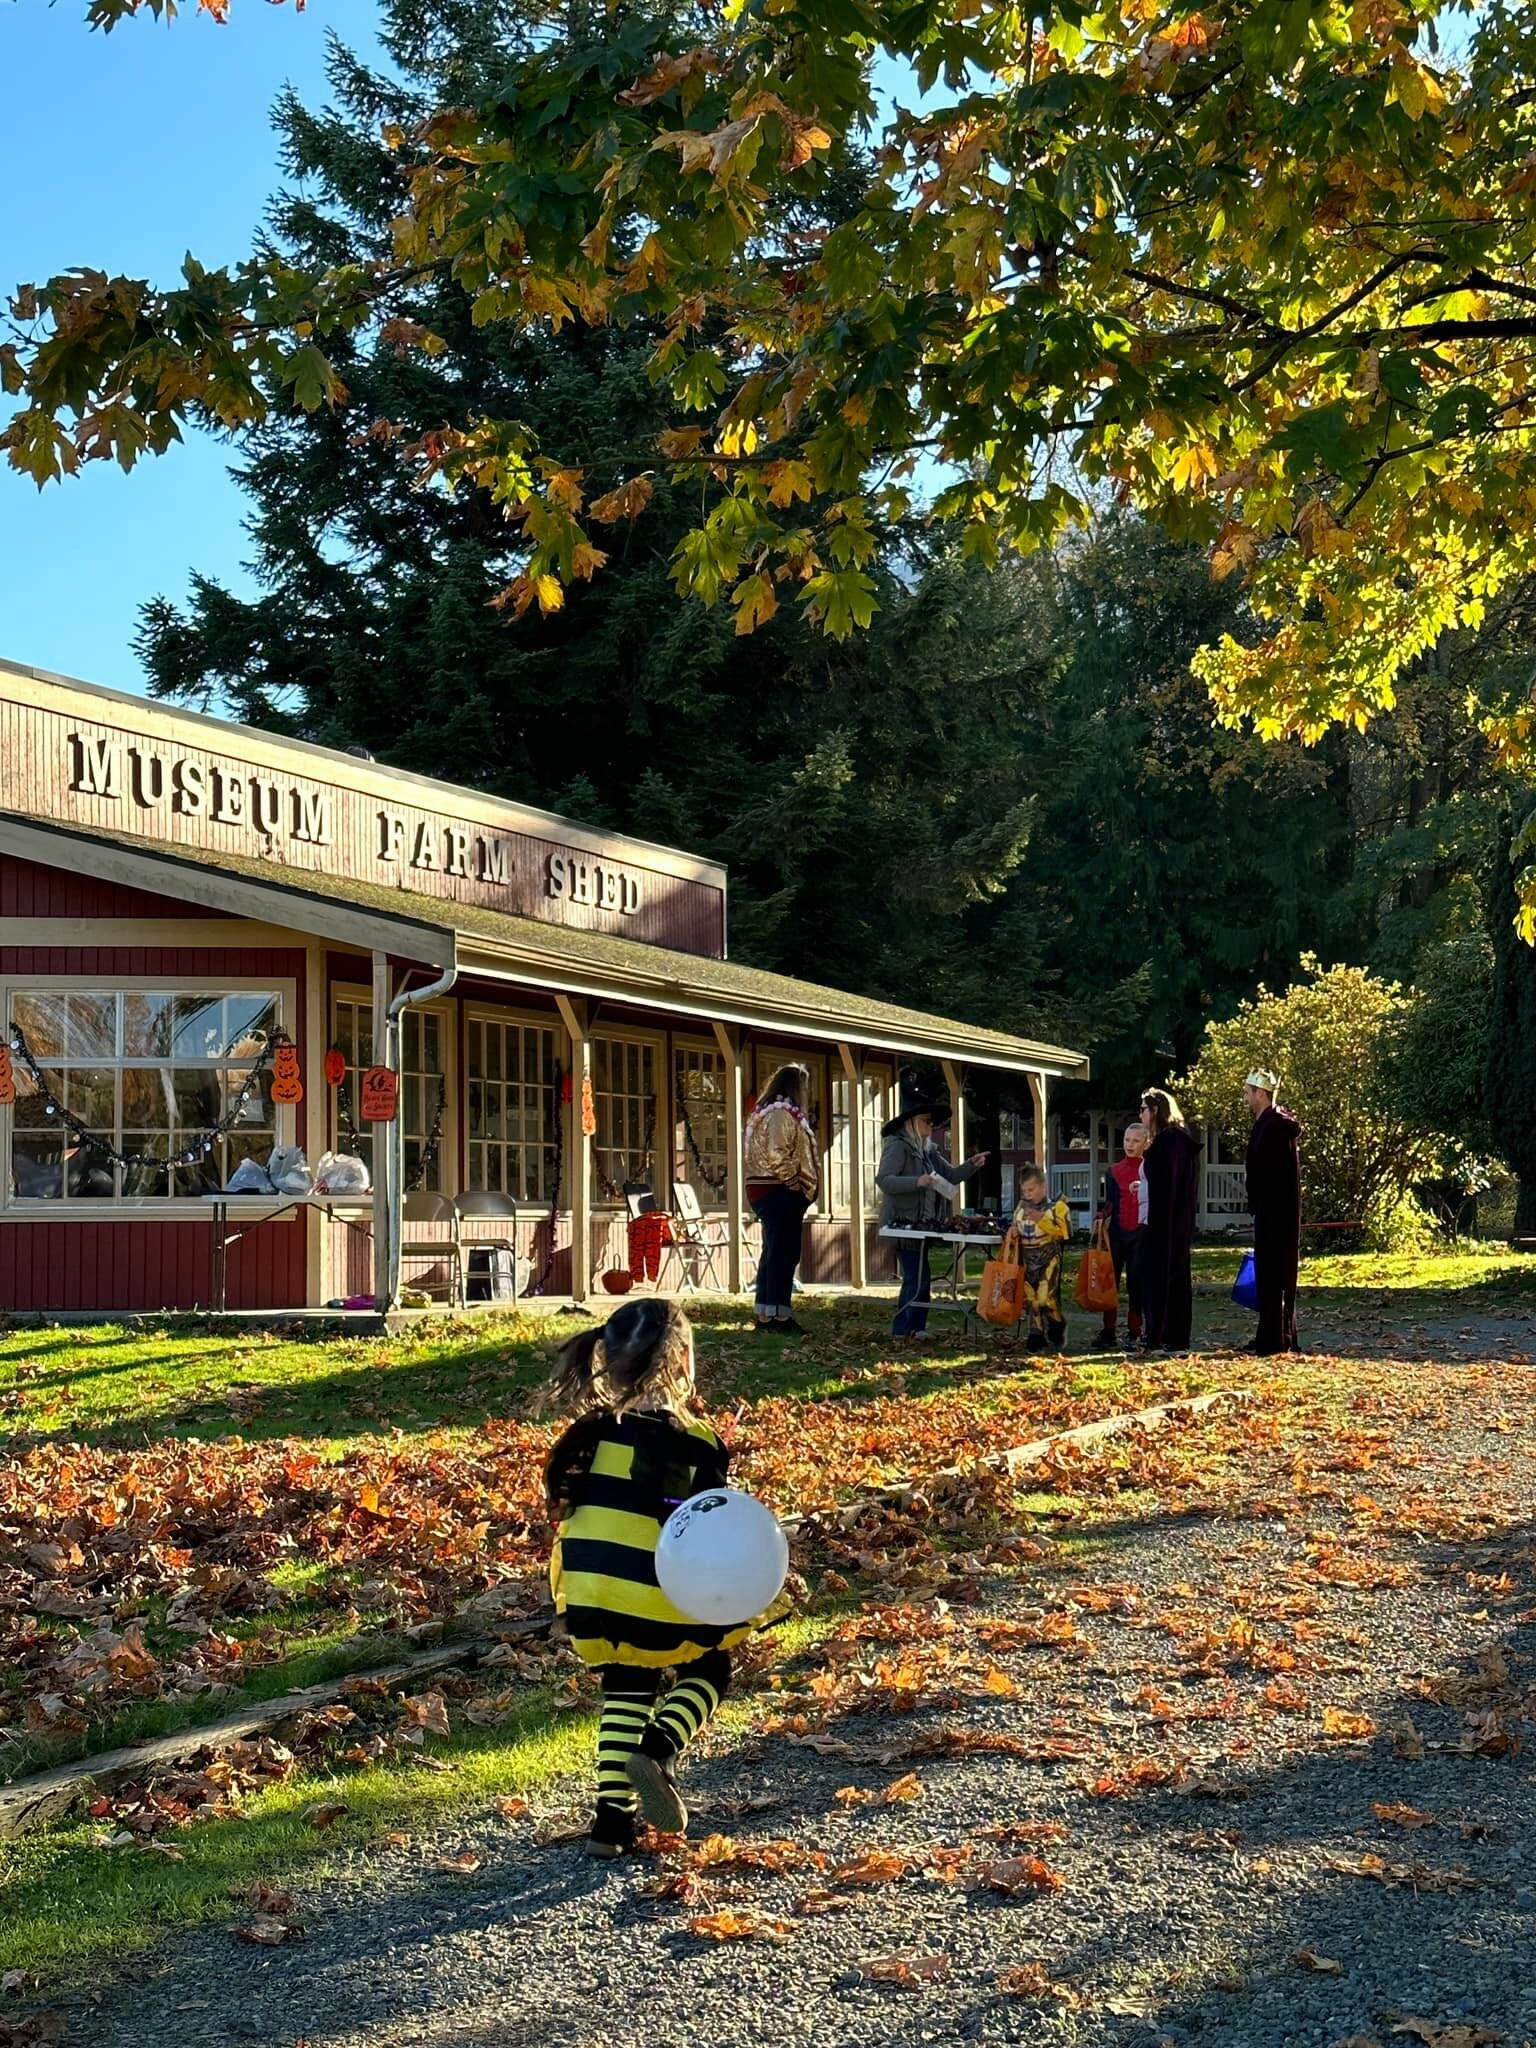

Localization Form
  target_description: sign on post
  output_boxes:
[359,1065,399,1122]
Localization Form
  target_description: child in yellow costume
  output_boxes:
[544,1297,784,1858]
[1012,1166,1073,1349]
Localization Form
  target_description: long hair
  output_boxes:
[553,1297,696,1416]
[1139,1087,1185,1135]
[759,1062,809,1111]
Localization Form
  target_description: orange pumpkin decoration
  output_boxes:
[271,1037,304,1105]
[601,1267,634,1294]
[323,1047,347,1088]
[0,1045,14,1109]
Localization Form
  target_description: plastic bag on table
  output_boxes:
[224,1155,275,1195]
[266,1144,313,1195]
[313,1149,371,1194]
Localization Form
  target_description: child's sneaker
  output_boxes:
[585,1803,635,1859]
[626,1747,687,1834]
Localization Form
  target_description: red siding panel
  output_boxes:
[0,855,236,921]
[0,934,309,1313]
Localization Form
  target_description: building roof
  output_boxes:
[0,811,1088,1079]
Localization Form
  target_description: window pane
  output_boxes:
[225,995,276,1059]
[67,994,118,1059]
[11,992,69,1060]
[122,1068,175,1131]
[172,995,228,1059]
[65,1067,117,1130]
[122,992,177,1058]
[121,1137,170,1198]
[12,1133,66,1199]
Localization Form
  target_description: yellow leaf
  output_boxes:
[764,459,814,509]
[570,542,608,580]
[732,571,778,634]
[588,475,654,523]
[534,574,564,615]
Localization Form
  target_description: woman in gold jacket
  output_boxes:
[743,1062,818,1336]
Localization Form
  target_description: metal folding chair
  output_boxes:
[455,1189,522,1302]
[669,1180,729,1292]
[399,1191,465,1306]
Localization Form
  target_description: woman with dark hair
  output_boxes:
[743,1063,818,1335]
[1138,1087,1202,1352]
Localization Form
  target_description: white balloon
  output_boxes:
[656,1487,789,1626]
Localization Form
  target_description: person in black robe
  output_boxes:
[1243,1069,1303,1354]
[1139,1089,1203,1351]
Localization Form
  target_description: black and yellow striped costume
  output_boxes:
[546,1407,758,1667]
[545,1406,765,1843]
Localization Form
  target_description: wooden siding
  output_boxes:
[2,690,726,956]
[0,875,309,1309]
[0,853,235,921]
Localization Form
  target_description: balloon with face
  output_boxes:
[655,1488,789,1626]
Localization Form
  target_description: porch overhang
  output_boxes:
[0,810,1088,1082]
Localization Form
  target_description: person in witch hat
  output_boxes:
[875,1069,990,1342]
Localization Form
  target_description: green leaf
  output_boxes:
[281,344,346,413]
[799,566,878,639]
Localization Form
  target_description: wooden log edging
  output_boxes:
[0,1386,1251,1839]
[778,1385,1254,1538]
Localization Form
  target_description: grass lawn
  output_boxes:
[2,1240,1532,1986]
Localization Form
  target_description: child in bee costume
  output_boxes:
[545,1297,783,1858]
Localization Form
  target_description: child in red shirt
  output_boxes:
[1093,1124,1148,1350]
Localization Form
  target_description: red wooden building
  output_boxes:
[0,661,1087,1315]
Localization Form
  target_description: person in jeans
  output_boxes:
[744,1063,819,1335]
[876,1074,990,1342]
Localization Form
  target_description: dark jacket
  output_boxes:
[876,1129,985,1228]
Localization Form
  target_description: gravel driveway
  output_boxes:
[52,1353,1536,2048]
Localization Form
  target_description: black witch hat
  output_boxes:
[881,1067,951,1137]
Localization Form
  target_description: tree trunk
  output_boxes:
[1516,1178,1536,1239]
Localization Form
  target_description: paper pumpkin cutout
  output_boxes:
[271,1037,304,1105]
[360,1065,399,1122]
[0,1045,14,1108]
[324,1047,347,1088]
[580,1074,597,1139]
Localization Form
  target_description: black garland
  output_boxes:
[7,1022,278,1177]
[677,1088,729,1198]
[335,1081,364,1157]
[404,1075,448,1194]
[592,1098,659,1201]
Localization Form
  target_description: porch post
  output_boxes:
[1088,1111,1101,1222]
[555,995,592,1303]
[1029,1071,1049,1176]
[941,1058,965,1215]
[713,1021,746,1294]
[838,1042,867,1289]
[370,950,393,1313]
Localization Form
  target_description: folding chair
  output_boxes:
[669,1180,730,1293]
[455,1189,522,1303]
[399,1191,465,1306]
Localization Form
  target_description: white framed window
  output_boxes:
[673,1041,728,1204]
[593,1032,661,1201]
[331,992,450,1192]
[827,1061,891,1216]
[466,1009,558,1201]
[4,982,285,1204]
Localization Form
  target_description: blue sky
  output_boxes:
[0,0,382,695]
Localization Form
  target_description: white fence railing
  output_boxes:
[1048,1162,1251,1230]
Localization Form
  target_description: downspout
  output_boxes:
[379,952,459,1312]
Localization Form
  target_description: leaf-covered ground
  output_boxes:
[1,1247,1533,2046]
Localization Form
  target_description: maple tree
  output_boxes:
[8,2,1536,819]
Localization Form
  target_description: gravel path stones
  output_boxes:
[52,1356,1536,2048]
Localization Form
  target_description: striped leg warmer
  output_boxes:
[642,1650,731,1760]
[596,1671,661,1815]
